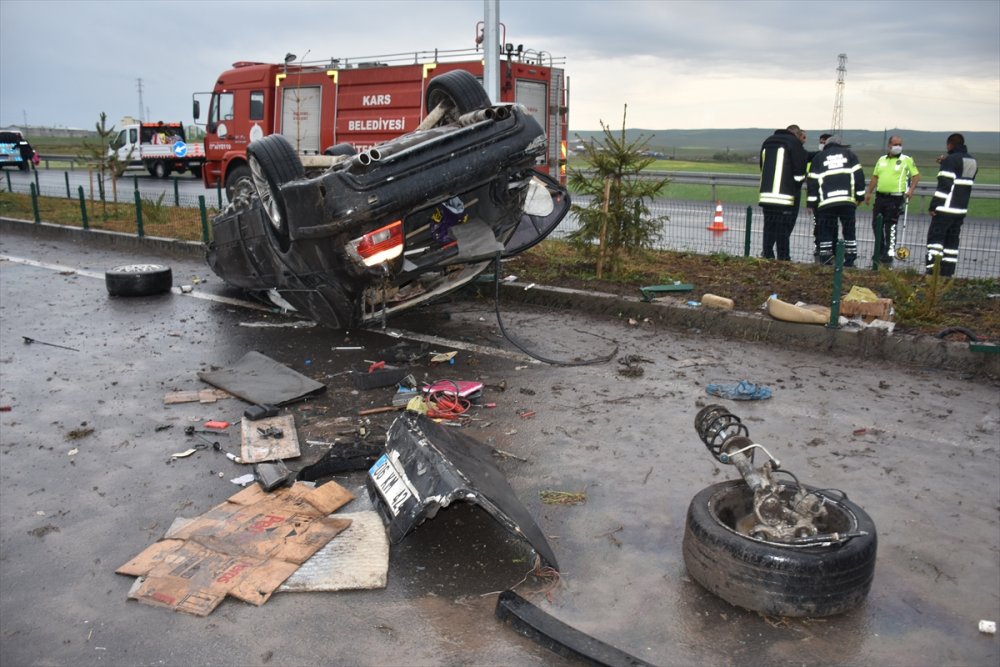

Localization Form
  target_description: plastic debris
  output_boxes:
[705,380,773,401]
[980,620,997,634]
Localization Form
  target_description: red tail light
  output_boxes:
[350,220,404,266]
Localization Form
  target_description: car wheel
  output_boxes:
[225,163,255,205]
[153,161,172,179]
[682,479,877,617]
[105,264,173,297]
[425,70,492,125]
[247,135,304,250]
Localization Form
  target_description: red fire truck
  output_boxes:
[193,45,568,196]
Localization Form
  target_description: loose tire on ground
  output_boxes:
[105,264,173,297]
[425,70,492,125]
[682,479,877,617]
[247,134,304,250]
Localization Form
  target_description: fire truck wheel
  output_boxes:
[189,164,202,179]
[425,70,492,125]
[682,479,877,618]
[152,161,172,179]
[225,164,254,204]
[105,264,173,297]
[323,143,356,157]
[247,135,305,251]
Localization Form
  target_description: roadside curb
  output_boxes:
[491,281,999,378]
[3,216,997,379]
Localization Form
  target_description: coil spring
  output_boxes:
[694,404,752,464]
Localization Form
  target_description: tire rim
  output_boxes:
[707,483,859,549]
[248,155,282,230]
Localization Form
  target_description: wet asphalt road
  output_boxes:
[1,227,998,667]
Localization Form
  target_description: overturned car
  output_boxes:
[207,70,570,329]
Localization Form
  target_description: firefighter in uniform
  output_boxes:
[927,133,977,276]
[863,135,920,265]
[806,135,865,266]
[758,125,809,261]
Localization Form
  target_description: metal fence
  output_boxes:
[560,196,1000,279]
[3,169,999,279]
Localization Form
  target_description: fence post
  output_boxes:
[199,195,209,244]
[133,188,145,238]
[743,206,753,257]
[217,182,223,209]
[871,213,883,270]
[5,171,10,192]
[30,183,40,223]
[133,176,139,193]
[33,169,39,192]
[78,186,89,230]
[827,240,845,329]
[173,177,180,207]
[64,172,71,198]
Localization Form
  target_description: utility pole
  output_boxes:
[482,0,500,104]
[137,78,145,123]
[830,54,846,139]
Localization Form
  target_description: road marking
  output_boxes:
[1,253,533,362]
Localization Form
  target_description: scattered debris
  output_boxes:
[230,473,256,486]
[198,351,326,406]
[766,296,829,325]
[539,490,587,506]
[430,351,458,364]
[240,414,300,463]
[368,412,558,569]
[244,404,279,421]
[66,427,94,440]
[278,511,389,592]
[639,282,694,302]
[117,481,353,616]
[297,439,383,480]
[163,388,234,405]
[254,460,294,492]
[979,620,997,635]
[618,354,653,377]
[702,293,735,311]
[706,380,772,401]
[238,320,317,329]
[67,448,79,457]
[495,590,654,667]
[22,335,79,352]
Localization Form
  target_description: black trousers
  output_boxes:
[872,194,905,259]
[816,204,858,266]
[926,213,963,276]
[760,205,798,261]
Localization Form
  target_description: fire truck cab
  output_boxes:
[193,45,568,197]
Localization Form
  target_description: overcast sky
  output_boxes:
[2,0,998,133]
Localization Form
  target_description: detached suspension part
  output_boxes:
[695,404,827,543]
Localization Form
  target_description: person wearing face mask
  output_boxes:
[864,136,920,264]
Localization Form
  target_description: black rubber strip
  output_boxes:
[494,590,656,667]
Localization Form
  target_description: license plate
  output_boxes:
[369,453,413,516]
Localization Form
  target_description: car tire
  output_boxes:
[153,160,172,179]
[105,264,173,297]
[247,135,304,251]
[682,479,877,617]
[425,70,492,125]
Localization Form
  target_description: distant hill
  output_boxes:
[568,128,1000,155]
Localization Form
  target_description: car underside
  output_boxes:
[206,70,570,329]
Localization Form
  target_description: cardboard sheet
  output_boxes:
[241,414,300,463]
[117,481,353,616]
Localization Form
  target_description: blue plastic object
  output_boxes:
[705,380,772,401]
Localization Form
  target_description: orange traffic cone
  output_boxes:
[707,201,728,232]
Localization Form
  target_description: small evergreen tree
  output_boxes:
[82,112,118,215]
[567,105,668,278]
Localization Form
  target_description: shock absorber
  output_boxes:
[695,404,778,493]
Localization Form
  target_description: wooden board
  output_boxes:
[240,414,300,463]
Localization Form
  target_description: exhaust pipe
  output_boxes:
[457,108,496,127]
[353,148,381,170]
